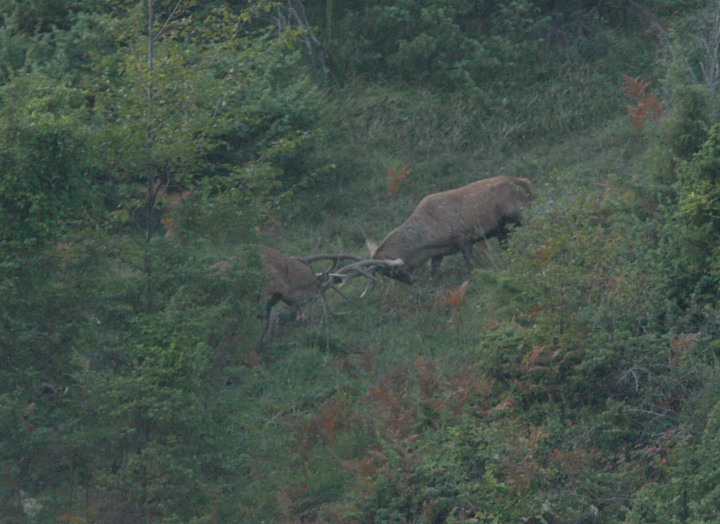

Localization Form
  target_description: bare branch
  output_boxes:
[273,0,332,77]
[153,0,184,43]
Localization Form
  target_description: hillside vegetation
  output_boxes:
[2,1,720,523]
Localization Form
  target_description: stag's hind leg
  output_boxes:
[459,241,476,270]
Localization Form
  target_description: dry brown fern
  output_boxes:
[622,74,664,129]
[386,166,411,196]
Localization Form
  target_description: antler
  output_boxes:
[297,253,363,276]
[329,258,404,297]
[293,253,371,306]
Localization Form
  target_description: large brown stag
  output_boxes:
[369,175,532,283]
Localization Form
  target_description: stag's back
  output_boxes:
[409,176,531,243]
[373,176,532,269]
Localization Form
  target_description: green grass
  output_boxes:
[224,29,694,521]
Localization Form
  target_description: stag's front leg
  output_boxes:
[497,225,512,249]
[431,255,444,280]
[258,297,280,350]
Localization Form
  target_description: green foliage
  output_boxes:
[89,2,259,186]
[3,1,720,523]
[626,390,720,524]
[0,1,313,521]
[76,334,215,523]
[664,81,713,161]
[658,122,720,316]
[84,0,322,236]
[679,123,720,230]
[0,72,97,242]
[312,0,663,95]
[329,0,550,90]
[412,418,545,523]
[475,193,671,393]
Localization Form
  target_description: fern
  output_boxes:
[622,74,664,130]
[386,166,411,196]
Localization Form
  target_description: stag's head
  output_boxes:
[367,238,414,283]
[372,257,413,283]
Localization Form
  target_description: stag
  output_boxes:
[257,246,400,346]
[369,175,532,283]
[260,246,324,320]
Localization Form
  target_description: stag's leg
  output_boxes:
[497,216,524,249]
[264,296,280,319]
[472,239,489,264]
[430,255,444,280]
[497,225,510,249]
[459,241,476,269]
[257,296,281,350]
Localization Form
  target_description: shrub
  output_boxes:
[626,392,720,524]
[0,73,98,242]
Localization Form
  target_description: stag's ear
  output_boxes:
[365,238,378,256]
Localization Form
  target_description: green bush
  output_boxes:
[679,123,720,231]
[665,82,713,162]
[0,73,98,242]
[626,390,720,524]
[330,0,549,90]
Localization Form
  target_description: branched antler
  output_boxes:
[329,258,404,297]
[298,253,362,277]
[256,248,402,348]
[294,253,371,310]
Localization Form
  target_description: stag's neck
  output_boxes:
[375,219,429,262]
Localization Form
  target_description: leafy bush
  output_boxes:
[0,73,98,242]
[626,390,720,524]
[660,122,720,312]
[679,123,720,231]
[330,0,549,90]
[664,82,713,162]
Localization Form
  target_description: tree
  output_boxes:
[85,0,320,310]
[0,1,321,520]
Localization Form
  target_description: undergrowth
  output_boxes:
[238,44,720,519]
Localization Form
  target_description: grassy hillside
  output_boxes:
[3,2,720,523]
[232,24,715,522]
